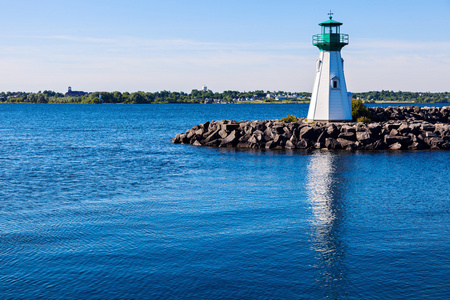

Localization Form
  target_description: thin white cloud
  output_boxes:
[42,35,116,43]
[14,34,311,52]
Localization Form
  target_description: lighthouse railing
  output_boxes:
[312,33,349,45]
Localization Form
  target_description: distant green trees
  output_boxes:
[0,89,448,104]
[0,90,311,104]
[352,90,450,103]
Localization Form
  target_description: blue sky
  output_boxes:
[0,0,449,93]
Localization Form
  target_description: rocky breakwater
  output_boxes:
[173,106,450,151]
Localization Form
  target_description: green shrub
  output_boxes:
[280,114,298,122]
[352,99,372,121]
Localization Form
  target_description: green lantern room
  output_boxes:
[312,16,349,51]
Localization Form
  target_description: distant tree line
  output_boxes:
[0,90,448,104]
[0,90,310,104]
[352,90,450,103]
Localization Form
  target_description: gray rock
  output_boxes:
[408,142,426,150]
[296,139,309,149]
[314,142,322,149]
[173,133,182,143]
[421,123,435,131]
[327,124,340,138]
[325,138,341,149]
[426,137,445,148]
[425,131,438,138]
[389,142,403,150]
[202,121,210,131]
[317,131,328,144]
[290,133,298,144]
[356,123,368,132]
[204,129,221,143]
[238,133,252,142]
[390,129,400,136]
[221,123,239,131]
[337,138,356,148]
[397,124,411,135]
[384,135,411,146]
[338,131,356,141]
[265,141,276,149]
[384,123,401,131]
[341,124,356,133]
[218,129,228,139]
[219,130,238,147]
[180,133,190,144]
[264,127,274,139]
[299,126,316,140]
[356,131,372,143]
[364,140,386,150]
[285,140,296,149]
[204,140,220,147]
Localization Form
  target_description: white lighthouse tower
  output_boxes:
[307,13,352,121]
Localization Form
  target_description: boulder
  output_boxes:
[265,141,276,149]
[421,123,435,132]
[221,123,239,131]
[337,138,356,148]
[389,142,403,150]
[356,131,372,143]
[285,140,296,149]
[338,131,356,141]
[218,129,228,139]
[326,124,340,138]
[204,129,221,143]
[299,126,316,140]
[384,135,411,146]
[341,124,356,133]
[397,124,411,135]
[296,139,309,149]
[384,123,401,131]
[364,140,386,150]
[173,133,182,143]
[325,138,341,149]
[219,130,239,147]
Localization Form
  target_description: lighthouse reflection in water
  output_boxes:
[307,152,348,296]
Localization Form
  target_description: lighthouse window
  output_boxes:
[331,76,340,89]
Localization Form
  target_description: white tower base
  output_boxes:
[307,51,352,121]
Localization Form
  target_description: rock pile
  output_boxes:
[368,106,450,123]
[173,106,450,151]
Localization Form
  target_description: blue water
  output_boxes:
[1,103,449,299]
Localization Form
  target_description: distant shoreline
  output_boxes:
[2,90,448,104]
[2,101,450,105]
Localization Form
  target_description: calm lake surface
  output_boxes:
[1,103,449,299]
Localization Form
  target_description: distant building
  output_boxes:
[65,86,89,97]
[202,85,208,92]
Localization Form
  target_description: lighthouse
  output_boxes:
[307,13,352,121]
